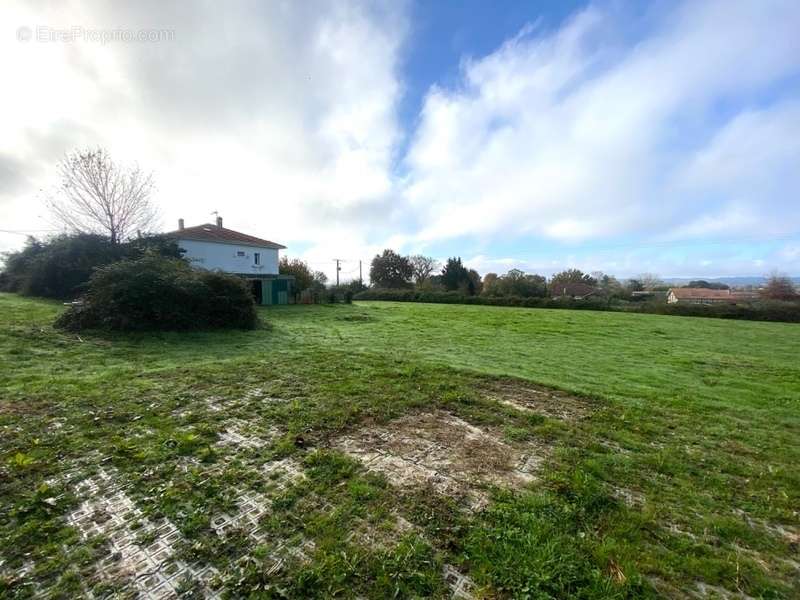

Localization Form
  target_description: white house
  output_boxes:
[166,216,293,305]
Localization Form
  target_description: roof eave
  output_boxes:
[164,232,286,250]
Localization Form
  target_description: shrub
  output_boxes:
[55,256,258,331]
[1,234,181,300]
[353,289,800,323]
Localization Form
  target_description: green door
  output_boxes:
[262,280,273,305]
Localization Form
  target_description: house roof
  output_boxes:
[165,223,286,249]
[555,282,598,297]
[668,287,734,300]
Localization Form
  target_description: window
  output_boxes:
[254,252,260,265]
[236,250,245,257]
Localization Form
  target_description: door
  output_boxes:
[250,279,263,304]
[262,280,273,305]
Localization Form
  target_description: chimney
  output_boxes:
[178,218,184,230]
[216,215,223,228]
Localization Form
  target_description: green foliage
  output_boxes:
[550,269,597,291]
[354,289,800,322]
[483,268,548,298]
[0,233,181,300]
[369,249,413,288]
[279,256,327,293]
[54,255,258,331]
[441,256,472,293]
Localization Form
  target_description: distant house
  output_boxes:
[165,216,293,305]
[667,288,759,305]
[553,282,600,300]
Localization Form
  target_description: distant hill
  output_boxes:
[661,276,800,287]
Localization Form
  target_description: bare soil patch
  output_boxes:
[333,410,548,510]
[481,378,594,421]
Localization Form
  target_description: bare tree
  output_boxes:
[409,255,440,284]
[761,271,797,300]
[637,272,664,290]
[47,147,157,244]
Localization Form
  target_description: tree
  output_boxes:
[761,272,797,301]
[594,272,625,298]
[311,270,328,291]
[482,272,499,294]
[466,269,483,295]
[637,273,664,291]
[369,249,413,288]
[549,269,597,291]
[626,279,644,292]
[441,257,471,292]
[47,147,157,244]
[279,257,313,291]
[278,257,327,293]
[484,269,547,297]
[409,255,440,284]
[0,233,180,300]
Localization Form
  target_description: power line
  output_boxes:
[0,229,60,235]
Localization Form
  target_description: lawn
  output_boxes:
[1,294,798,598]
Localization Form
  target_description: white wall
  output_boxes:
[178,239,279,275]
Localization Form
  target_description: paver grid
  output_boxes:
[208,457,316,575]
[68,468,219,599]
[443,564,478,600]
[215,418,277,450]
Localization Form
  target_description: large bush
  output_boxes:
[1,234,181,300]
[55,256,258,331]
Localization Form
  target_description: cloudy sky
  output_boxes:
[2,0,799,281]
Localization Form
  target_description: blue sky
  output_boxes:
[1,0,799,281]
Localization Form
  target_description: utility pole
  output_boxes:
[359,260,363,287]
[334,259,342,287]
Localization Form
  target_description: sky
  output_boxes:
[1,0,799,283]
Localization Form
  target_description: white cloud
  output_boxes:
[0,0,408,280]
[403,0,800,246]
[1,0,799,280]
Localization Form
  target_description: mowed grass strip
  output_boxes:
[1,293,798,598]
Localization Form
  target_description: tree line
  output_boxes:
[371,249,650,300]
[364,249,798,302]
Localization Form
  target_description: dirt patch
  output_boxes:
[334,411,547,511]
[481,379,594,421]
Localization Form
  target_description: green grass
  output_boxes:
[1,294,799,598]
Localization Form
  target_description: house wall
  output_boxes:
[178,239,279,275]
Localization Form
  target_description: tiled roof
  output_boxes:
[165,224,285,249]
[554,282,598,297]
[669,288,734,300]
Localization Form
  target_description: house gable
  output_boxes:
[165,217,285,276]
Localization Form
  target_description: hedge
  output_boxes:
[353,289,800,323]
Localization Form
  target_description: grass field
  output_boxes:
[1,293,799,598]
